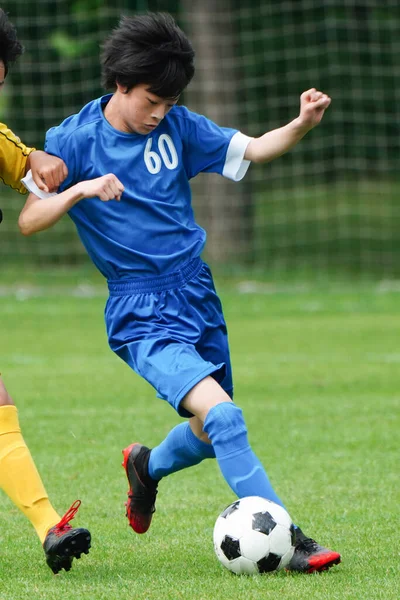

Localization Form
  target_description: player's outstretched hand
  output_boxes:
[298,88,331,130]
[77,174,125,202]
[29,151,68,193]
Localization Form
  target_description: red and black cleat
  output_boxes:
[43,500,91,574]
[122,443,158,534]
[288,527,341,573]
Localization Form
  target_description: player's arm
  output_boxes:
[244,88,331,164]
[0,123,67,193]
[18,174,124,236]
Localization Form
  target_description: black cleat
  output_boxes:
[122,443,158,534]
[43,500,91,574]
[288,527,341,573]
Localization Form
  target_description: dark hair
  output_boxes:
[101,12,195,98]
[0,9,24,77]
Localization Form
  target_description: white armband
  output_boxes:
[222,132,253,182]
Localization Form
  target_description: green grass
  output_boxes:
[0,275,399,599]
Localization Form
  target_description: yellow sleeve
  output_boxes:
[0,122,35,194]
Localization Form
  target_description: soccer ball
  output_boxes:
[213,496,296,575]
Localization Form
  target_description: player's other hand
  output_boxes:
[29,151,68,193]
[77,174,124,202]
[298,88,331,130]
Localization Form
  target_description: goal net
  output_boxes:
[1,0,399,278]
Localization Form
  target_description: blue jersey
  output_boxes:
[43,95,252,280]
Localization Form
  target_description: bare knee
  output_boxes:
[189,416,211,444]
[0,378,15,406]
[182,376,232,423]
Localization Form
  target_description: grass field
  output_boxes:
[0,272,398,599]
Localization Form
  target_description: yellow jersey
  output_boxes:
[0,122,35,194]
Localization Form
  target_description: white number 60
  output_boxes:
[144,135,178,174]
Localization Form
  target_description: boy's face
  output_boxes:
[0,61,6,94]
[112,83,178,135]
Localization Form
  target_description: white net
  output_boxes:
[0,0,128,267]
[1,0,399,277]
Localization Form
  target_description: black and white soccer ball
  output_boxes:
[213,496,296,575]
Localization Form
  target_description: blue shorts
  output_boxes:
[105,258,233,417]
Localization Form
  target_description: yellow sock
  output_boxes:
[0,405,61,543]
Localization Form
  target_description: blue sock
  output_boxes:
[148,422,215,480]
[203,402,285,508]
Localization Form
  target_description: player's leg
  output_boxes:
[182,378,341,572]
[119,336,338,569]
[146,419,216,480]
[105,264,224,532]
[111,261,283,529]
[145,344,225,481]
[181,376,285,506]
[120,340,283,532]
[181,285,286,505]
[119,337,222,534]
[122,425,215,534]
[0,376,91,573]
[144,299,232,482]
[0,377,61,540]
[110,264,340,571]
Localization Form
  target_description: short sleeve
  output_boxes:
[44,126,62,159]
[178,109,252,181]
[0,122,35,193]
[44,126,78,192]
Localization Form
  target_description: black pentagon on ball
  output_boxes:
[252,511,277,535]
[220,535,241,560]
[220,500,240,519]
[257,553,281,573]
